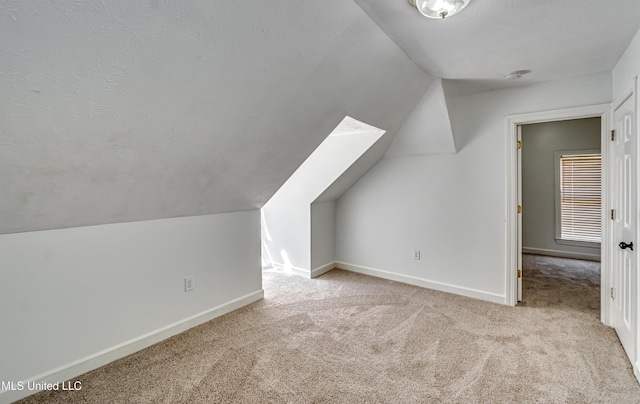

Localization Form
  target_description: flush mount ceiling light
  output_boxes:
[409,0,471,19]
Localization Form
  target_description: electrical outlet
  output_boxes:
[413,249,421,260]
[185,276,194,292]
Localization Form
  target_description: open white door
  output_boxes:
[611,80,637,366]
[517,126,523,302]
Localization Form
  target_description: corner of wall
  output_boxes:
[386,78,456,157]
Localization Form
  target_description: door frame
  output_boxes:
[611,80,639,381]
[505,104,612,324]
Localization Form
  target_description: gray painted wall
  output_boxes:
[521,118,602,260]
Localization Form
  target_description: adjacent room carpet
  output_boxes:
[18,255,640,403]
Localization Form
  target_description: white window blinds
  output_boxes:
[559,153,601,243]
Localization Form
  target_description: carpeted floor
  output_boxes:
[18,255,640,403]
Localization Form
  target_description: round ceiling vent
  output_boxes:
[506,70,531,80]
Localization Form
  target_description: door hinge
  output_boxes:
[611,130,616,141]
[517,140,522,150]
[610,287,615,299]
[517,269,522,278]
[611,209,616,220]
[517,205,522,214]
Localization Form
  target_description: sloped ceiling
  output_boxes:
[270,116,386,207]
[318,79,456,202]
[315,118,389,203]
[0,0,431,234]
[354,0,640,95]
[386,79,456,156]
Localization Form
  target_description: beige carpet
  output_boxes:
[18,255,640,403]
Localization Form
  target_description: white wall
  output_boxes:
[261,198,311,275]
[521,118,602,261]
[336,72,612,304]
[311,201,336,275]
[386,79,456,156]
[613,27,640,101]
[262,118,384,275]
[0,211,261,403]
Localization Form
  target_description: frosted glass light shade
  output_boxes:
[415,0,470,19]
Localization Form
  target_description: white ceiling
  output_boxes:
[0,0,430,234]
[2,0,640,234]
[355,0,640,95]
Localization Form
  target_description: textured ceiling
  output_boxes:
[3,0,640,235]
[0,0,430,234]
[355,0,640,95]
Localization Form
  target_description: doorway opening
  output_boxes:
[505,104,612,324]
[519,118,603,310]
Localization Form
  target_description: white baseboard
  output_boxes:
[0,290,264,404]
[266,261,334,279]
[635,360,640,385]
[269,261,311,278]
[336,262,505,305]
[522,247,601,262]
[311,262,336,278]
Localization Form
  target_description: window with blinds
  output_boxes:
[558,152,602,243]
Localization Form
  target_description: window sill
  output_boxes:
[555,238,601,248]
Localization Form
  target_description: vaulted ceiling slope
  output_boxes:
[355,0,640,95]
[0,0,431,234]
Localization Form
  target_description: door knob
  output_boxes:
[619,241,634,251]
